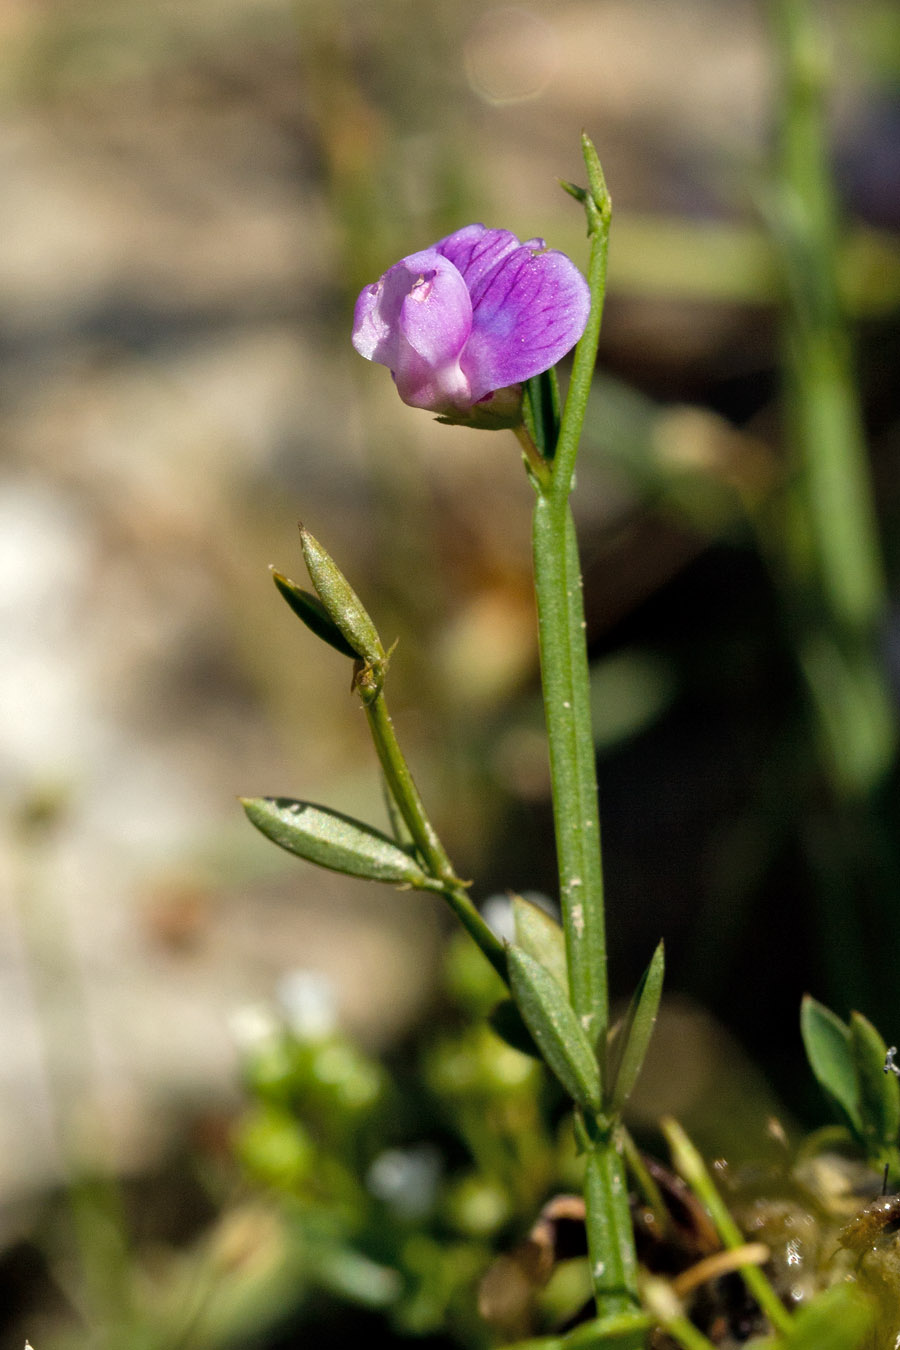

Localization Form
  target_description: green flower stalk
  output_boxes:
[349,133,649,1333]
[250,134,656,1340]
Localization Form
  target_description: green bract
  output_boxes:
[506,944,602,1113]
[299,525,386,671]
[606,941,664,1114]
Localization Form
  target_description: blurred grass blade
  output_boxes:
[241,797,439,890]
[607,941,664,1113]
[801,996,863,1138]
[662,1116,793,1336]
[507,944,602,1112]
[272,571,358,658]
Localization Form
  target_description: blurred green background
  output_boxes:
[2,0,900,1345]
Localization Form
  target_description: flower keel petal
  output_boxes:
[352,250,475,412]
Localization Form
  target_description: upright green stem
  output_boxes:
[584,1138,641,1317]
[532,499,607,1044]
[529,136,642,1332]
[363,689,508,981]
[533,135,613,1052]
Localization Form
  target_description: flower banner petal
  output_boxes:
[435,224,522,292]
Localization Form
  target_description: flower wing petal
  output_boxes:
[462,245,591,402]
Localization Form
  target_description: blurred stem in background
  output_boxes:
[291,0,473,298]
[766,0,899,1012]
[11,792,137,1350]
[769,0,893,790]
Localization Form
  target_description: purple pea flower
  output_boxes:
[352,224,590,427]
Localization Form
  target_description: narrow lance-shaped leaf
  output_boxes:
[512,894,568,995]
[241,797,440,891]
[299,525,385,669]
[801,995,863,1139]
[271,570,358,659]
[507,944,602,1114]
[607,940,665,1114]
[849,1010,900,1161]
